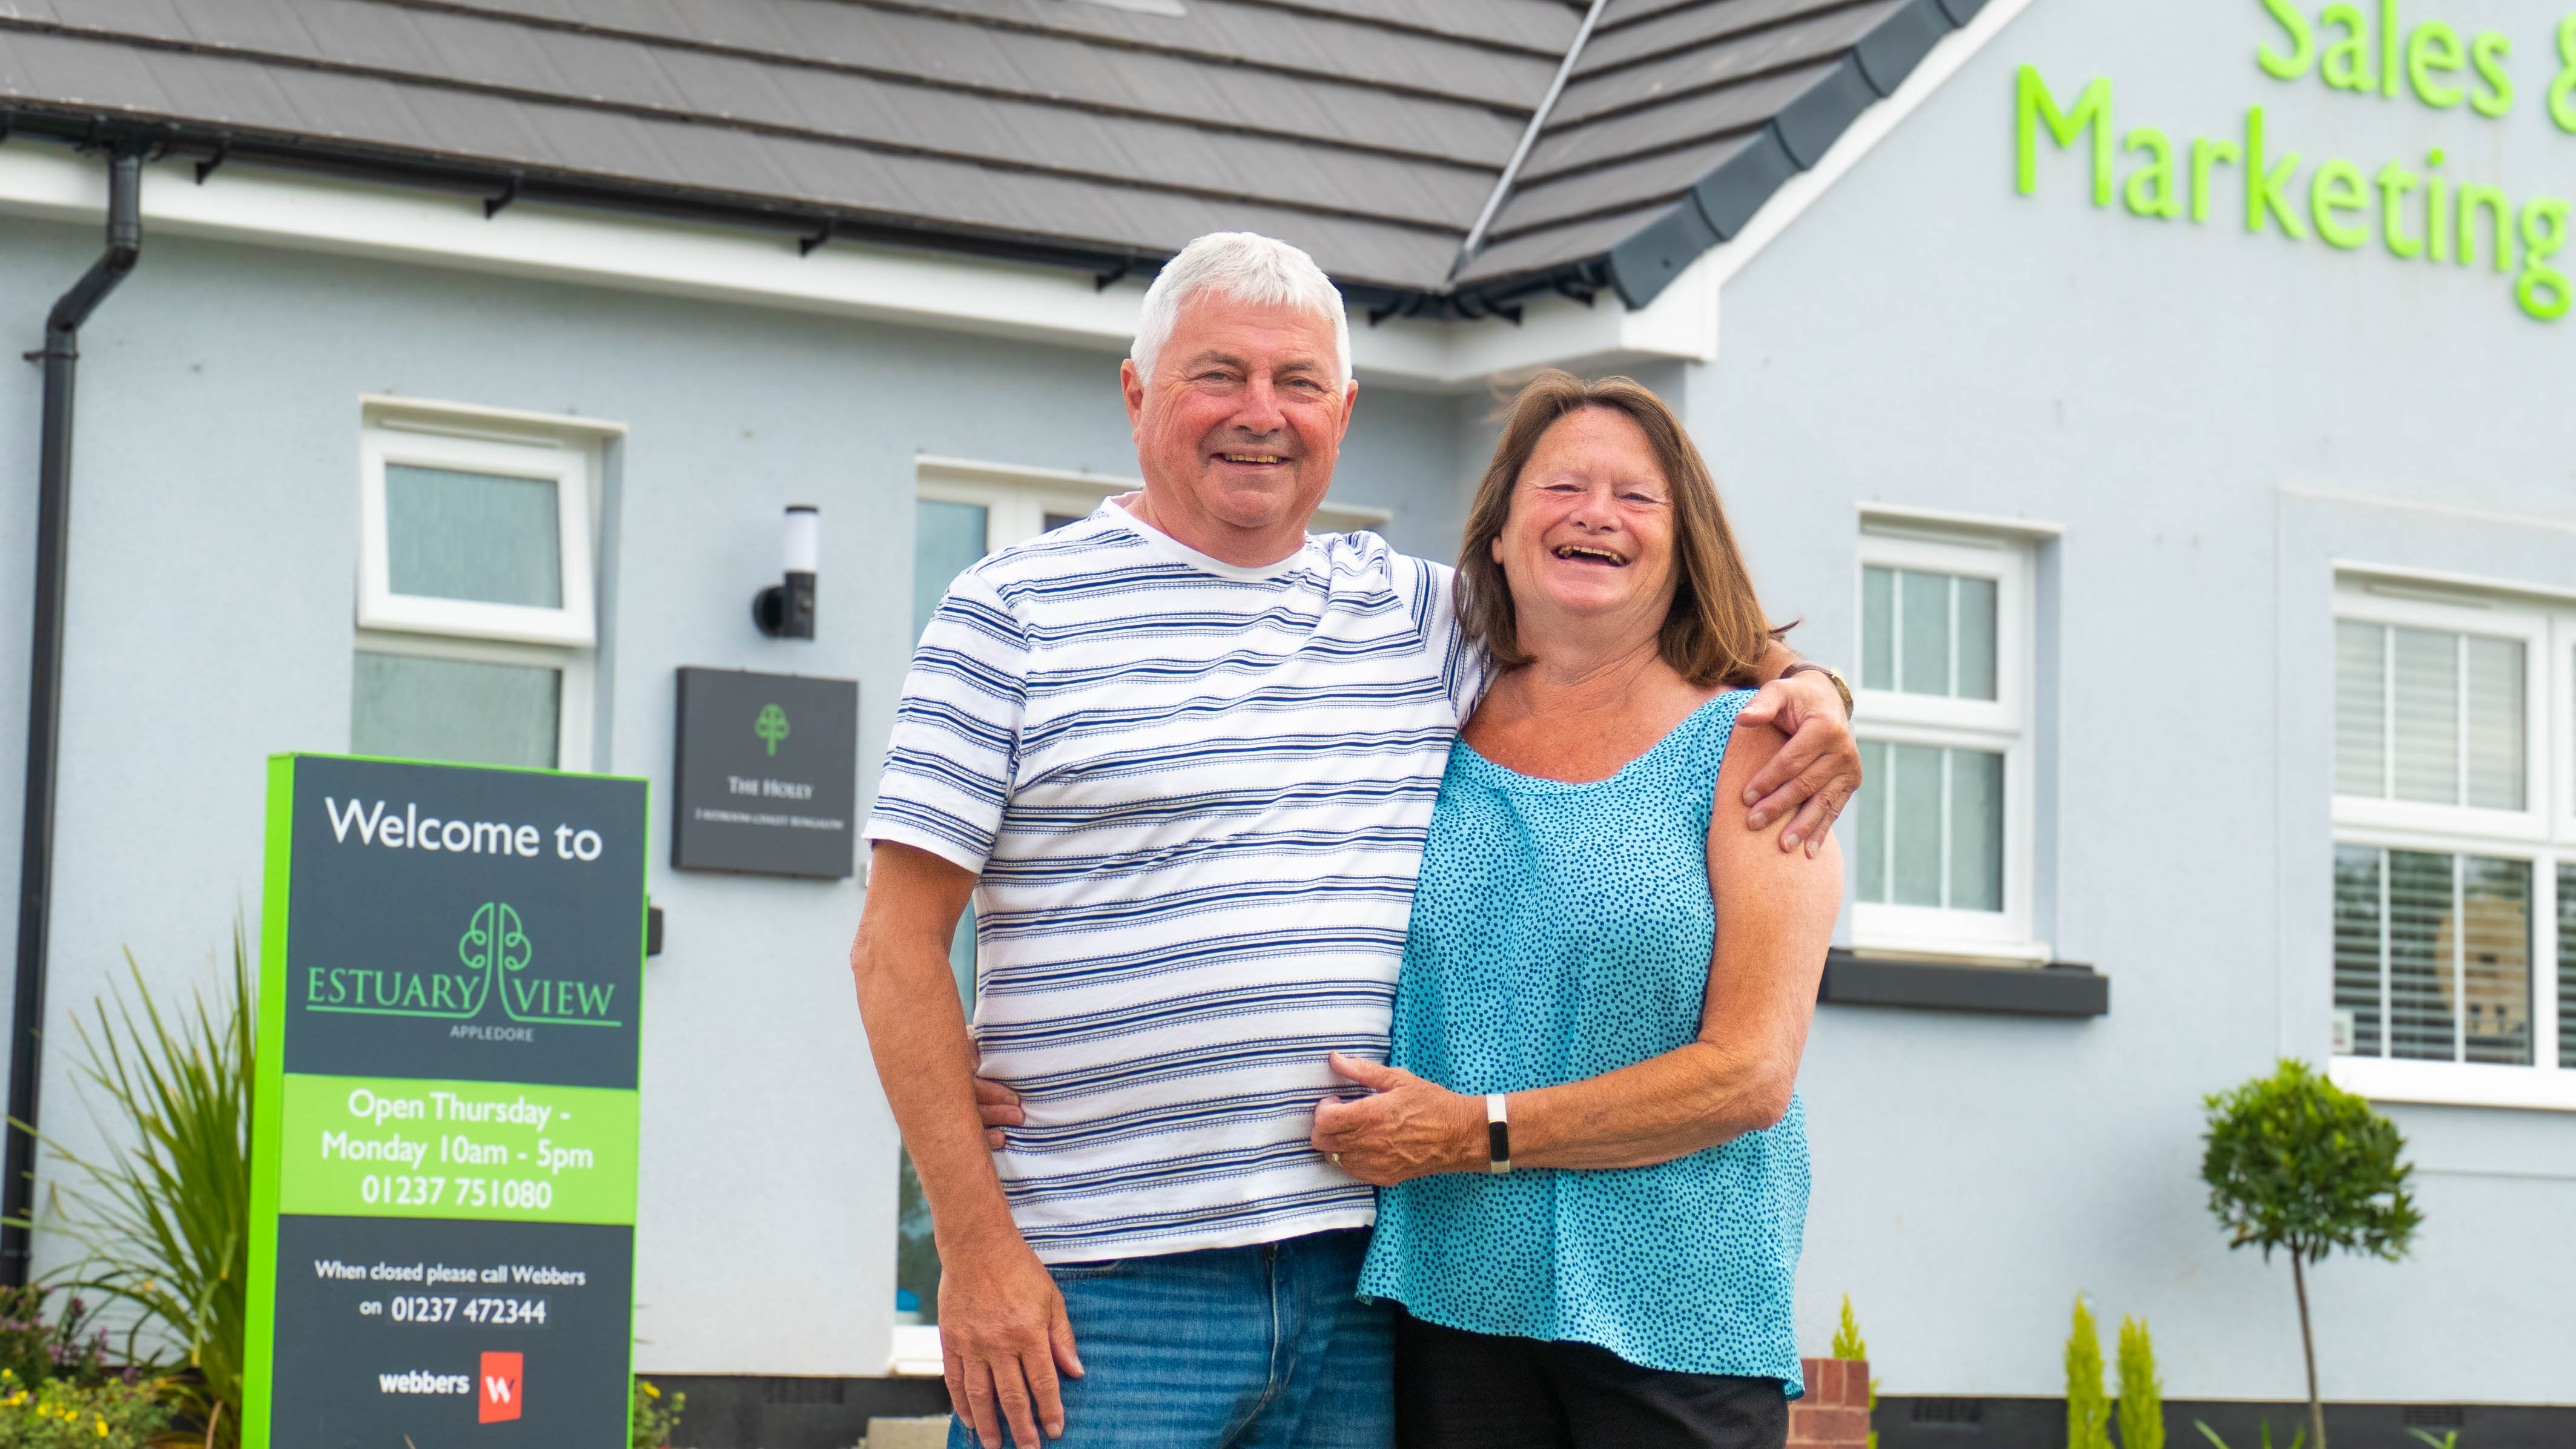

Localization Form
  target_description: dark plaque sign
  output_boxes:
[672,667,858,878]
[248,754,647,1449]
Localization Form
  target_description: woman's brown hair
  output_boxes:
[1455,370,1773,687]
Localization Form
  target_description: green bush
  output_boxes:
[632,1377,685,1449]
[0,1288,113,1390]
[2066,1295,2110,1449]
[2116,1316,2163,1449]
[0,1370,170,1449]
[2202,1060,2419,1449]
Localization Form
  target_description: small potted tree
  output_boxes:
[2200,1060,2420,1449]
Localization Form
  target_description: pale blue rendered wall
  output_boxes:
[0,205,1474,1375]
[1696,0,2576,1405]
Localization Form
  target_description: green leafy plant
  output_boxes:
[2404,1432,2460,1449]
[2066,1295,2110,1449]
[2202,1060,2420,1449]
[2192,1421,2305,1449]
[0,1288,114,1390]
[2116,1316,2163,1449]
[0,1369,171,1448]
[1829,1296,1878,1449]
[631,1377,685,1449]
[19,926,254,1447]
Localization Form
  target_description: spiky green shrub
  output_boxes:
[23,927,253,1447]
[2116,1316,2164,1449]
[2066,1296,2110,1449]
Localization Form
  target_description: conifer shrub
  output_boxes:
[2116,1316,2164,1449]
[1830,1295,1878,1449]
[2065,1295,2110,1449]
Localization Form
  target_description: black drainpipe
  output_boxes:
[3,146,144,1287]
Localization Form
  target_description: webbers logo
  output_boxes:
[478,1352,524,1424]
[302,902,622,1028]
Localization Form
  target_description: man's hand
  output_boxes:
[1309,1053,1481,1186]
[852,843,1076,1445]
[976,1076,1024,1151]
[1734,671,1861,857]
[939,1232,1083,1449]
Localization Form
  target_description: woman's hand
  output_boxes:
[1310,1053,1484,1186]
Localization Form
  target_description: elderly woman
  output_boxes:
[1312,372,1843,1449]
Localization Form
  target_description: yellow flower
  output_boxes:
[644,1383,660,1399]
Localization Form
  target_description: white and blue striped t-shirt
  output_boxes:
[865,498,1481,1263]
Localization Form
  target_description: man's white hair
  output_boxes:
[1130,232,1352,387]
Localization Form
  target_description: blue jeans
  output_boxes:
[948,1228,1393,1449]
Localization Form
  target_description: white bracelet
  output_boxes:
[1484,1092,1511,1175]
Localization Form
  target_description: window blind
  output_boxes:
[2333,845,2531,1065]
[2333,621,2523,810]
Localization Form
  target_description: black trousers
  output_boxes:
[1393,1310,1789,1449]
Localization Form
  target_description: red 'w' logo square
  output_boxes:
[478,1353,523,1424]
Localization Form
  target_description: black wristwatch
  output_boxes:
[1779,662,1853,719]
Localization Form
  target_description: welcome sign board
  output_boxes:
[247,754,647,1448]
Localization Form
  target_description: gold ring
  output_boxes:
[1329,1152,1342,1166]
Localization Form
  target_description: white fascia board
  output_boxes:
[1360,245,1723,386]
[0,145,1154,354]
[0,144,1727,392]
[1694,0,2041,297]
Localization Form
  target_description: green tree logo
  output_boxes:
[755,703,790,757]
[460,902,532,979]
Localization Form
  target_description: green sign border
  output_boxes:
[244,752,652,1449]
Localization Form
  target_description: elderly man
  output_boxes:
[851,233,1858,1449]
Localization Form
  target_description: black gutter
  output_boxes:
[4,145,144,1287]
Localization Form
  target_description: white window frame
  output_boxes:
[354,397,618,773]
[2330,589,2548,843]
[2328,573,2576,1111]
[358,398,604,647]
[916,455,1393,549]
[1849,526,2041,963]
[350,629,597,774]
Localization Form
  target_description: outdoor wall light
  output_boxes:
[752,504,819,639]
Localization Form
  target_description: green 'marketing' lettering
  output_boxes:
[2010,61,2574,322]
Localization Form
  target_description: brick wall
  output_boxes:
[1792,1358,1871,1448]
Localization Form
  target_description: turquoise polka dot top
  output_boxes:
[1358,689,1808,1388]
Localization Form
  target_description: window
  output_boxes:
[352,398,613,771]
[912,454,1394,647]
[2328,575,2571,1109]
[888,458,1391,1373]
[1849,527,2038,961]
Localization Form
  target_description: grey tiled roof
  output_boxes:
[0,0,1989,312]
